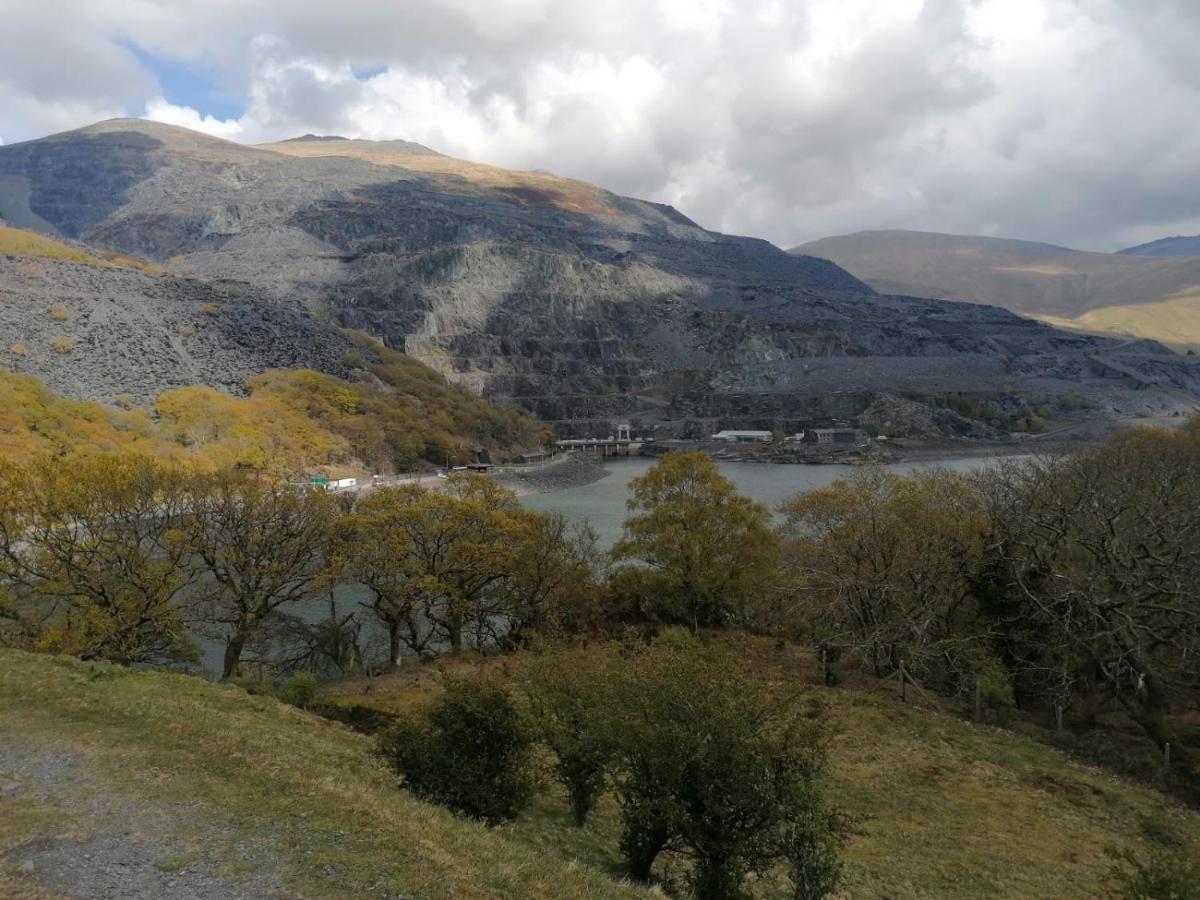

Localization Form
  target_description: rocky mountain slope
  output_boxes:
[2,120,1198,437]
[794,229,1200,351]
[0,230,359,403]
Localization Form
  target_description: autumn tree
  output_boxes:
[778,467,991,687]
[611,452,780,632]
[331,484,435,665]
[186,470,335,678]
[981,427,1200,770]
[0,453,199,665]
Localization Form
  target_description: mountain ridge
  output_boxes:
[2,119,1198,438]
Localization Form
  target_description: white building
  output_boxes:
[711,430,773,443]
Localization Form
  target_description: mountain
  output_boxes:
[793,229,1200,350]
[2,119,1198,438]
[1118,234,1200,257]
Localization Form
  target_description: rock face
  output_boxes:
[2,119,1197,435]
[0,254,358,403]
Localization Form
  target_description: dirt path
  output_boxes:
[0,741,279,900]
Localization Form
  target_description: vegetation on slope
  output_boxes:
[0,344,544,473]
[0,224,159,271]
[3,646,1197,900]
[0,650,648,900]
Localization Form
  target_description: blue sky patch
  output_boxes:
[352,64,388,82]
[123,41,245,121]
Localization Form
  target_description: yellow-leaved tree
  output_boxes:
[610,451,780,632]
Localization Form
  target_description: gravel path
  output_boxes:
[0,743,279,900]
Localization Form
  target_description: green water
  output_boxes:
[521,456,998,549]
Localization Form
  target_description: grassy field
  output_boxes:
[2,647,1198,898]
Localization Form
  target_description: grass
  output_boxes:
[1037,291,1200,351]
[2,646,1198,898]
[0,651,647,900]
[0,225,160,272]
[329,642,1200,899]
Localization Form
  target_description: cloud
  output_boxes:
[144,98,242,140]
[1,0,1198,251]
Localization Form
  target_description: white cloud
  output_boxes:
[1,0,1198,250]
[144,97,242,140]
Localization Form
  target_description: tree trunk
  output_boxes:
[1126,675,1193,771]
[387,622,401,671]
[221,631,249,680]
[623,820,669,883]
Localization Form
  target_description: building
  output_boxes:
[711,430,773,443]
[802,428,868,445]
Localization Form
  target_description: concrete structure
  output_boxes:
[711,430,773,443]
[802,428,868,445]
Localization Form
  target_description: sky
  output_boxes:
[1,0,1198,251]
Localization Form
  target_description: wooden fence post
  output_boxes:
[899,660,907,703]
[1165,742,1171,770]
[1054,704,1063,733]
[974,677,982,723]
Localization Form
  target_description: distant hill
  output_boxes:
[793,229,1200,349]
[1118,234,1200,257]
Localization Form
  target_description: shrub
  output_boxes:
[198,303,220,315]
[177,323,197,337]
[51,336,75,353]
[1107,846,1200,899]
[524,647,619,826]
[310,698,398,734]
[48,304,68,321]
[377,676,535,825]
[276,671,320,709]
[9,343,27,357]
[340,349,366,369]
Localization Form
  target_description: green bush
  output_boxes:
[276,671,320,709]
[310,698,398,734]
[377,676,535,825]
[1107,846,1200,899]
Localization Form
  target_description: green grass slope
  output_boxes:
[3,649,1198,898]
[0,651,645,900]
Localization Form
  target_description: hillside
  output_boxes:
[3,119,1197,439]
[1119,235,1200,257]
[792,229,1200,350]
[2,649,1198,899]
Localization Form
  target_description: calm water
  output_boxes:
[521,456,998,549]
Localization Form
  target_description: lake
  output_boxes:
[521,456,999,549]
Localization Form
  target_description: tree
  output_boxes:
[523,645,619,826]
[377,675,535,825]
[611,452,780,632]
[186,470,335,678]
[558,636,843,897]
[981,427,1200,770]
[331,485,435,665]
[0,453,199,665]
[778,467,991,688]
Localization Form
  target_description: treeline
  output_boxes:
[0,456,588,678]
[0,345,544,473]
